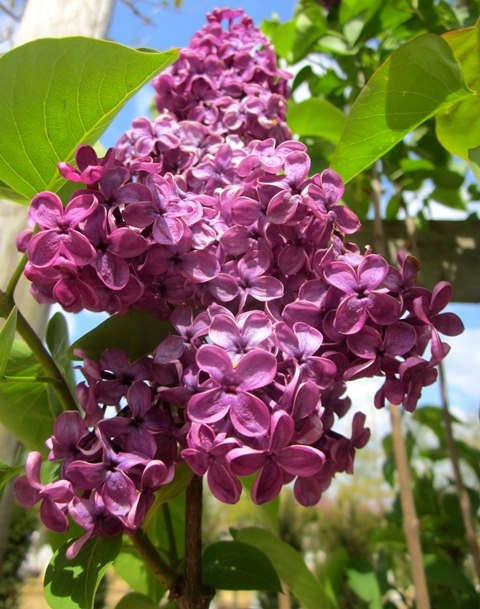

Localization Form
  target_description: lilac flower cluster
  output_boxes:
[14,8,463,555]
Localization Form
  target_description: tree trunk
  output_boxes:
[0,0,114,567]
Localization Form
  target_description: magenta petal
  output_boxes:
[368,293,401,326]
[230,196,264,226]
[269,411,294,454]
[235,350,277,391]
[228,447,266,476]
[335,295,367,334]
[13,476,40,507]
[278,446,325,476]
[64,231,96,266]
[152,215,184,245]
[267,191,299,224]
[29,192,64,228]
[96,251,130,289]
[229,392,271,437]
[284,150,310,183]
[347,326,382,359]
[320,169,344,205]
[108,228,146,257]
[64,194,97,225]
[434,312,464,336]
[249,276,284,301]
[40,497,69,532]
[188,388,230,424]
[66,461,106,490]
[28,231,61,267]
[207,464,242,504]
[183,250,220,282]
[324,261,358,293]
[102,470,136,516]
[383,322,416,355]
[358,255,388,290]
[252,461,283,504]
[196,345,232,383]
[430,281,452,314]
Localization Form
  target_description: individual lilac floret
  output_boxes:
[188,345,277,437]
[182,423,242,504]
[26,192,96,268]
[13,452,74,532]
[324,254,401,334]
[229,410,325,504]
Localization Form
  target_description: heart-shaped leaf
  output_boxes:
[0,37,177,202]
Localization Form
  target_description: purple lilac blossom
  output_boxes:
[15,7,464,553]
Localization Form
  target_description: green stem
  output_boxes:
[5,253,27,299]
[0,289,78,412]
[129,527,178,589]
[162,502,179,567]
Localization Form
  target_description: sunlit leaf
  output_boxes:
[114,544,167,603]
[469,146,480,182]
[70,308,171,360]
[45,312,76,417]
[0,306,17,378]
[0,38,178,202]
[287,98,345,144]
[235,527,331,609]
[203,541,281,591]
[0,458,23,497]
[436,21,480,160]
[347,562,383,609]
[115,592,159,609]
[0,339,53,453]
[144,463,192,528]
[44,536,122,609]
[331,34,471,182]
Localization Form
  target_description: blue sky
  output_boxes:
[72,1,479,432]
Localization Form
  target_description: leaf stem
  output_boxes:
[162,502,179,567]
[128,527,178,588]
[5,253,28,300]
[0,289,78,412]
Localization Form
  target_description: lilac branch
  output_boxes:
[128,527,178,589]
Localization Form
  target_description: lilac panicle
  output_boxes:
[15,7,464,551]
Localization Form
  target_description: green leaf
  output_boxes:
[0,306,17,378]
[331,34,471,182]
[0,38,178,201]
[287,99,345,144]
[70,308,171,360]
[0,339,53,453]
[436,21,480,160]
[203,541,281,592]
[115,592,159,609]
[442,21,480,94]
[424,554,477,595]
[469,146,480,182]
[0,180,29,204]
[144,463,192,528]
[0,458,23,496]
[235,527,331,609]
[347,562,383,609]
[44,535,122,609]
[114,545,167,603]
[46,312,76,417]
